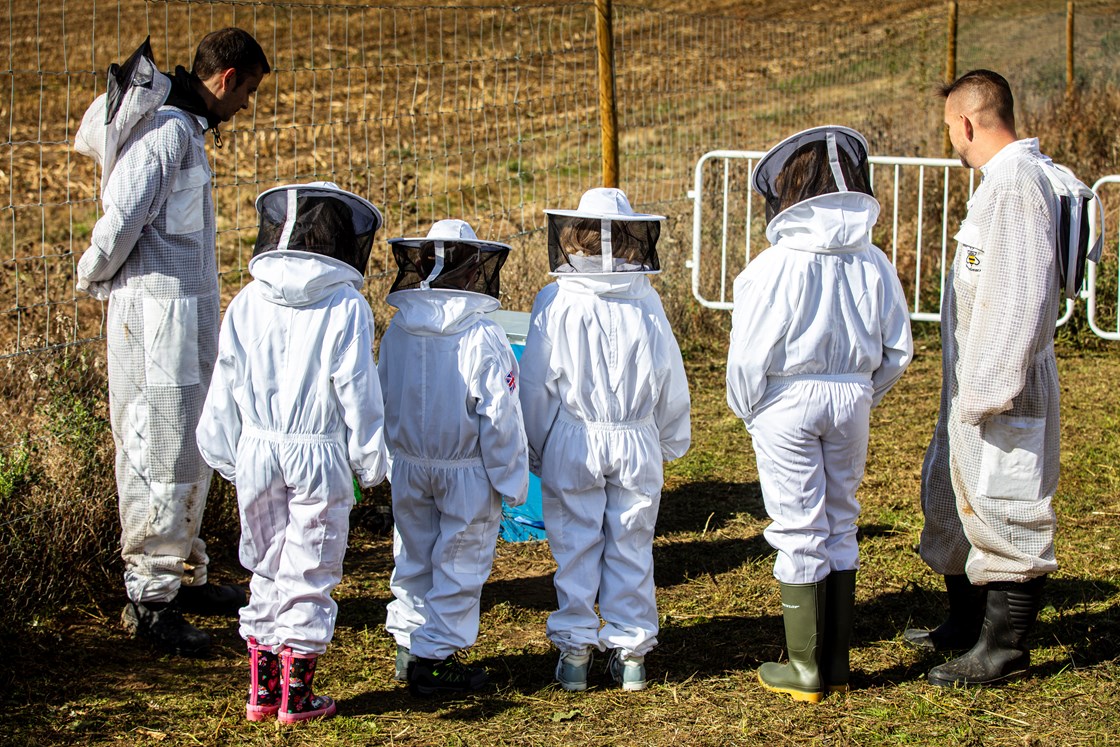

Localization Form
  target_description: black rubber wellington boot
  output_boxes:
[175,582,249,617]
[122,599,211,657]
[903,574,987,653]
[927,576,1045,687]
[820,570,857,694]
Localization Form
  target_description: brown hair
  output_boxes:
[192,27,270,86]
[558,218,644,261]
[938,69,1015,131]
[773,143,839,216]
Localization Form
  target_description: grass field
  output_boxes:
[3,330,1118,746]
[3,0,1120,744]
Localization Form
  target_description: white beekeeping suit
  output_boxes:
[520,188,690,691]
[726,125,913,585]
[75,60,218,607]
[726,125,912,703]
[196,182,388,654]
[380,220,529,675]
[919,138,1061,585]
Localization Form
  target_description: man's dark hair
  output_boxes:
[192,27,270,86]
[938,69,1015,130]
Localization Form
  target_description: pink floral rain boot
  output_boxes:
[278,649,337,724]
[246,638,282,721]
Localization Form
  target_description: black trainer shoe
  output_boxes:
[407,655,490,697]
[175,582,248,617]
[122,600,211,657]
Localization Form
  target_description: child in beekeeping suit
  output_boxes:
[519,187,692,692]
[196,182,388,723]
[380,219,529,697]
[726,126,913,703]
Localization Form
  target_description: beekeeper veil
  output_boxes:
[388,219,511,299]
[252,181,383,277]
[752,125,875,226]
[545,188,664,275]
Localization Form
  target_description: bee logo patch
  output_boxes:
[965,248,982,272]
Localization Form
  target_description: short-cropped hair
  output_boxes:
[938,69,1014,130]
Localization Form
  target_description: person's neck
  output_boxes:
[972,131,1018,169]
[190,75,220,122]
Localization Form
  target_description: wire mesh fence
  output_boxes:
[2,0,1119,623]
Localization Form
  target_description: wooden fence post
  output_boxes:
[1067,1,1075,98]
[595,0,619,189]
[943,0,958,159]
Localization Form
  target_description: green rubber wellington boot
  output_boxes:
[820,570,857,694]
[758,580,826,703]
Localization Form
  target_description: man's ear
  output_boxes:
[962,114,975,143]
[219,67,238,92]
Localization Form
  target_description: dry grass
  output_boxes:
[2,2,1119,743]
[1,335,1119,746]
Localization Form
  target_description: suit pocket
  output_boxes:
[165,165,209,235]
[976,415,1045,501]
[142,296,200,387]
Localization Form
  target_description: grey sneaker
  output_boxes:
[395,644,417,682]
[607,649,646,692]
[555,649,593,692]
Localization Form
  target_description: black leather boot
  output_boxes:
[903,574,987,653]
[927,576,1045,687]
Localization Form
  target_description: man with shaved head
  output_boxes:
[903,70,1061,687]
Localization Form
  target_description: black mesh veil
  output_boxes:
[389,240,508,298]
[752,126,874,224]
[253,185,382,276]
[546,216,661,274]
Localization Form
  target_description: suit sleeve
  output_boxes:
[956,181,1056,426]
[518,293,561,475]
[726,261,794,420]
[333,302,388,488]
[652,308,691,462]
[871,251,914,407]
[473,334,530,505]
[195,307,242,483]
[77,118,186,297]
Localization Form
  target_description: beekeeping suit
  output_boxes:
[75,44,219,606]
[196,182,387,653]
[380,219,529,661]
[726,125,912,584]
[519,188,691,659]
[919,138,1062,585]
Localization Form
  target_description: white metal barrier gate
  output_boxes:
[687,150,1078,328]
[1088,176,1120,341]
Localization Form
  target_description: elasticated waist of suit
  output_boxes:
[766,372,873,386]
[241,426,344,444]
[391,450,484,468]
[558,409,655,430]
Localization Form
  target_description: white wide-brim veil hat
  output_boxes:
[752,125,878,240]
[251,181,384,277]
[387,218,511,299]
[544,187,665,275]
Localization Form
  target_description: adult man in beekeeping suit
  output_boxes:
[75,28,269,656]
[905,70,1062,687]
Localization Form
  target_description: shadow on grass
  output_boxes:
[649,575,1120,690]
[657,479,768,534]
[856,576,1119,688]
